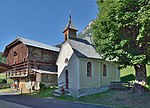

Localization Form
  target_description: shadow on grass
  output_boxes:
[121,74,135,82]
[121,74,150,85]
[147,76,150,85]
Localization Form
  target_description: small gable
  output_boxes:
[56,41,75,77]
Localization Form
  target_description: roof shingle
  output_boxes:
[18,37,60,52]
[63,16,78,33]
[68,38,102,59]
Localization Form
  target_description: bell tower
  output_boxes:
[63,14,78,41]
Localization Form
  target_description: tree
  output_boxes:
[93,0,150,92]
[0,52,5,63]
[0,52,3,62]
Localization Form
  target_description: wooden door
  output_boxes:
[65,70,69,89]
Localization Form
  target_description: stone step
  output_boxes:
[65,93,71,96]
[54,89,62,94]
[53,93,61,97]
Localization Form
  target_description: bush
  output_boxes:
[0,84,10,89]
[0,79,7,84]
[40,82,47,91]
[2,79,7,84]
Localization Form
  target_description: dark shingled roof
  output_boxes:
[63,16,78,33]
[68,38,102,59]
[17,37,60,52]
[3,37,60,57]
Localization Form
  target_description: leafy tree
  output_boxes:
[0,52,6,63]
[0,52,2,62]
[93,0,150,91]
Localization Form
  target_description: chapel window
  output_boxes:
[87,62,92,77]
[103,64,107,77]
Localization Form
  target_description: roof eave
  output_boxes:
[3,38,21,57]
[63,27,78,33]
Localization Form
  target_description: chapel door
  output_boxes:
[65,70,69,89]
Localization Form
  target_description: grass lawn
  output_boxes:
[27,86,56,98]
[0,73,6,79]
[29,87,150,108]
[121,65,150,85]
[0,88,14,93]
[27,86,74,101]
[0,73,13,84]
[76,90,150,108]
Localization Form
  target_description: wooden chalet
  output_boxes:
[3,37,59,92]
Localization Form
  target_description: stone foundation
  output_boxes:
[68,86,109,98]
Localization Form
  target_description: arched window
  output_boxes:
[103,64,107,77]
[87,62,92,77]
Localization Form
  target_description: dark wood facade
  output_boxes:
[3,37,59,92]
[4,43,58,78]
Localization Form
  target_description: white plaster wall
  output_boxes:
[56,42,79,89]
[66,53,79,89]
[79,58,100,89]
[101,61,120,86]
[79,58,120,88]
[116,65,121,81]
[58,53,79,89]
[56,42,74,77]
[26,81,32,90]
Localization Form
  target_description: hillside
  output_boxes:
[78,20,94,44]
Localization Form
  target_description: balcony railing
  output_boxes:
[7,61,30,78]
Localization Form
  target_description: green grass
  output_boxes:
[29,87,150,108]
[0,73,6,79]
[56,95,74,101]
[27,86,57,98]
[121,65,150,77]
[28,86,74,100]
[76,90,150,108]
[0,88,14,92]
[120,65,150,85]
[0,73,13,84]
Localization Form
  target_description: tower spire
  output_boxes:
[69,10,72,19]
[63,11,78,41]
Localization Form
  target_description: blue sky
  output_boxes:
[0,0,98,52]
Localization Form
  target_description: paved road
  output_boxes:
[0,100,31,108]
[0,93,111,108]
[0,91,18,96]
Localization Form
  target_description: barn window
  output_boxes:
[103,64,107,77]
[87,62,92,77]
[13,51,17,56]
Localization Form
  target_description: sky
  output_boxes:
[0,0,98,52]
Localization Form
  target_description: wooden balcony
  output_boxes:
[7,59,57,78]
[7,69,28,78]
[7,61,30,78]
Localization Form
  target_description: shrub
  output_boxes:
[40,82,47,91]
[0,79,7,84]
[0,84,10,89]
[2,79,7,84]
